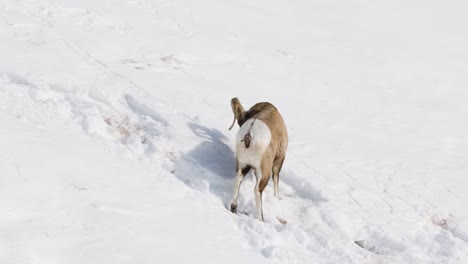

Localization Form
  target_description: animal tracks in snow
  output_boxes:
[176,124,369,262]
[120,59,152,71]
[120,54,186,72]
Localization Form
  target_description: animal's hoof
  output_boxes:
[230,203,237,213]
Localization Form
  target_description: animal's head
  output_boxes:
[229,97,246,130]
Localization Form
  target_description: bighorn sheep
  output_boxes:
[228,97,288,221]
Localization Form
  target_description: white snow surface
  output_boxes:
[1,0,468,263]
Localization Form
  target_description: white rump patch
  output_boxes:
[235,119,271,168]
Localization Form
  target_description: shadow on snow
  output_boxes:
[175,122,236,205]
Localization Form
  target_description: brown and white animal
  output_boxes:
[228,97,288,221]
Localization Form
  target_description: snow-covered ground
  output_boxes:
[1,0,468,263]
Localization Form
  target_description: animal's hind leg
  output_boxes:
[272,156,285,198]
[254,160,272,221]
[230,166,250,213]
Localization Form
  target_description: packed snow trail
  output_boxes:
[2,0,468,263]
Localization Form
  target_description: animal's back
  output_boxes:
[254,103,288,158]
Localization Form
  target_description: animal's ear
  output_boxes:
[229,97,245,130]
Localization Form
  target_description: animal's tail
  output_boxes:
[242,132,252,148]
[241,118,257,148]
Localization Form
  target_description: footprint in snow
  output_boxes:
[120,59,152,71]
